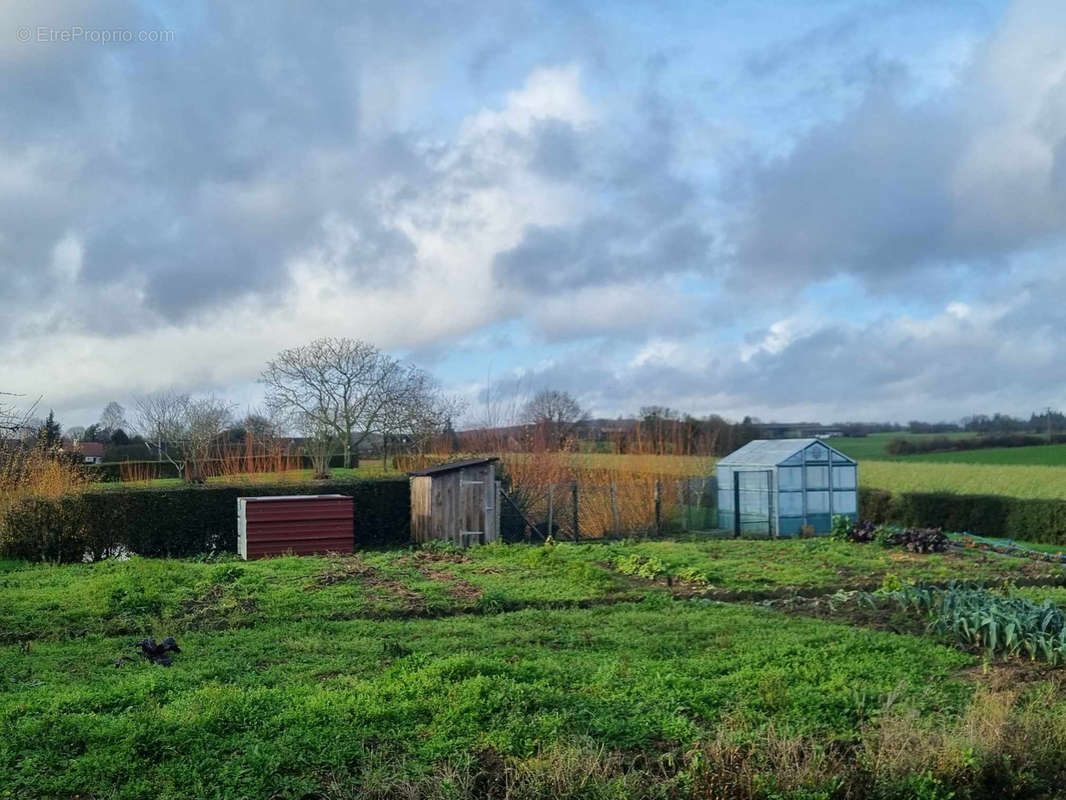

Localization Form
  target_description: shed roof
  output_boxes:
[717,438,855,467]
[407,457,498,477]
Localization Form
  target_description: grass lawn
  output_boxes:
[4,541,1066,798]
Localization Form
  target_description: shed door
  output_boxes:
[733,469,772,537]
[459,469,486,543]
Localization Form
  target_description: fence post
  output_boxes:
[677,480,687,532]
[609,482,620,535]
[654,480,662,537]
[547,484,554,540]
[572,482,579,541]
[494,481,501,543]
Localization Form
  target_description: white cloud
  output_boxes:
[49,233,82,281]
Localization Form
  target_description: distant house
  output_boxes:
[73,441,105,464]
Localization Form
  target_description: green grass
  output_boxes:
[3,540,1060,645]
[5,542,1066,798]
[1,597,973,799]
[500,538,1065,595]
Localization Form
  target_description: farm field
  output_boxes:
[902,443,1066,466]
[859,460,1066,499]
[830,432,977,461]
[832,433,1066,466]
[4,539,1066,798]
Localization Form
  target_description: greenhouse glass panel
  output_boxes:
[805,466,829,489]
[778,491,803,516]
[718,489,734,511]
[832,466,856,489]
[738,471,768,490]
[833,491,857,514]
[806,491,829,513]
[806,443,828,461]
[778,466,802,490]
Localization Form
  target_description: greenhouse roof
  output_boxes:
[717,438,855,467]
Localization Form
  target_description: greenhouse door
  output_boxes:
[732,470,772,537]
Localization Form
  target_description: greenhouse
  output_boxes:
[715,438,858,537]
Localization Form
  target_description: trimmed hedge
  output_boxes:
[86,454,366,482]
[2,478,410,562]
[859,487,1066,545]
[88,461,183,482]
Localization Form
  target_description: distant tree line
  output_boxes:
[5,338,464,483]
[886,433,1066,456]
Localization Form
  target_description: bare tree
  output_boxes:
[298,412,337,479]
[378,366,467,465]
[241,410,281,443]
[183,397,235,482]
[521,389,588,450]
[0,392,38,438]
[133,392,234,481]
[261,338,412,468]
[134,391,190,463]
[99,401,127,434]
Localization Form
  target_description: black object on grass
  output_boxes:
[136,637,181,666]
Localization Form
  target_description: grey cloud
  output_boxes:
[528,119,581,179]
[504,262,1066,421]
[494,91,715,293]
[494,216,713,293]
[0,0,540,331]
[730,6,1066,293]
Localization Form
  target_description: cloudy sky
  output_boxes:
[3,0,1066,427]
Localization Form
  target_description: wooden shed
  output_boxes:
[409,458,499,546]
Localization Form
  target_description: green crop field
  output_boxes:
[833,433,1066,467]
[859,460,1066,500]
[900,444,1066,466]
[4,539,1066,799]
[830,433,976,461]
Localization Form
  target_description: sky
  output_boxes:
[3,0,1066,428]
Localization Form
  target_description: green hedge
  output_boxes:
[86,454,366,482]
[2,478,410,562]
[87,461,183,482]
[859,487,1066,545]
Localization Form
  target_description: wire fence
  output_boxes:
[500,476,717,541]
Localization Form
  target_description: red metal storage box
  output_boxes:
[237,495,353,560]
